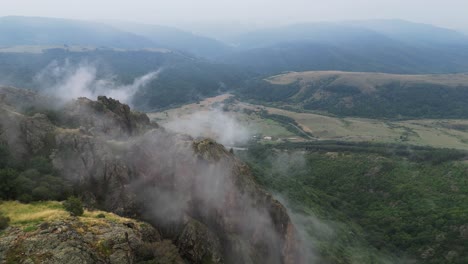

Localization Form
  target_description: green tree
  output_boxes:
[0,212,10,230]
[0,168,19,200]
[63,196,84,216]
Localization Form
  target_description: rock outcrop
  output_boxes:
[61,96,156,139]
[0,87,304,264]
[0,218,184,264]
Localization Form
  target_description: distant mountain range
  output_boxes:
[0,16,231,58]
[105,20,233,58]
[231,20,468,49]
[2,17,468,75]
[0,16,154,49]
[221,20,468,74]
[3,16,468,112]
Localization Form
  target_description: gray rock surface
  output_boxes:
[0,219,184,264]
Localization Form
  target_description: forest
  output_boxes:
[239,142,468,263]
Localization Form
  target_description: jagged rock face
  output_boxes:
[21,113,56,154]
[61,96,156,139]
[0,219,184,264]
[51,131,303,264]
[176,218,224,263]
[0,105,55,160]
[0,89,304,264]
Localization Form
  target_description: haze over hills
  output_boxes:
[106,20,233,58]
[3,16,468,75]
[0,16,155,49]
[0,16,232,58]
[229,20,468,50]
[347,19,468,46]
[2,16,468,117]
[221,20,468,74]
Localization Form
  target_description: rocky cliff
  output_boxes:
[0,86,304,264]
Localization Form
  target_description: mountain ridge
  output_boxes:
[0,86,305,264]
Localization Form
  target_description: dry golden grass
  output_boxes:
[82,210,132,225]
[0,201,68,225]
[0,201,136,230]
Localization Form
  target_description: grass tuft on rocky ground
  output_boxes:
[0,201,137,231]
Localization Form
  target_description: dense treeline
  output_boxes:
[240,143,468,263]
[304,83,468,119]
[0,144,70,202]
[276,141,468,164]
[133,61,248,110]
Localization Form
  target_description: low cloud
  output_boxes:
[34,60,161,104]
[164,109,251,146]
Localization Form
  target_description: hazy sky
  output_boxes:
[1,0,468,30]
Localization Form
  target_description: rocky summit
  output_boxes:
[0,86,304,264]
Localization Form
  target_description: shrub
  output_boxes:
[0,213,10,230]
[32,185,52,201]
[63,196,84,216]
[96,213,106,219]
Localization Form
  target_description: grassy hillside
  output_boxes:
[239,143,468,263]
[238,71,468,119]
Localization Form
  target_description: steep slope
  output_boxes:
[239,71,468,119]
[0,87,304,264]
